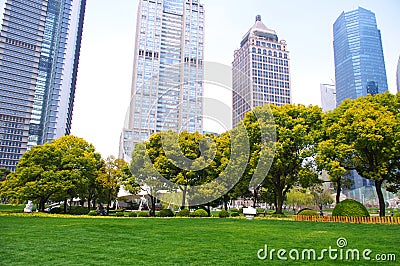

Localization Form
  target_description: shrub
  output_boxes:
[87,210,97,216]
[137,211,150,217]
[332,199,369,217]
[176,209,190,217]
[256,208,265,214]
[218,209,229,218]
[270,213,286,218]
[116,212,125,217]
[230,212,240,217]
[158,208,174,217]
[192,209,208,217]
[297,209,319,216]
[393,212,400,218]
[229,208,243,214]
[49,207,62,214]
[68,206,90,215]
[128,212,137,217]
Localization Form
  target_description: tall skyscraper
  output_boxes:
[320,84,336,112]
[333,7,388,106]
[0,0,87,171]
[120,0,204,160]
[232,15,291,129]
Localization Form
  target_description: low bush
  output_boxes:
[49,207,62,214]
[68,206,90,215]
[229,208,243,214]
[87,210,97,216]
[270,213,286,218]
[176,209,190,217]
[297,209,319,216]
[128,212,137,217]
[191,209,208,217]
[158,209,174,217]
[137,211,150,217]
[393,212,400,218]
[116,212,125,217]
[230,212,240,217]
[218,209,229,218]
[332,199,369,217]
[256,208,265,214]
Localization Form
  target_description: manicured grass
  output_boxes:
[0,215,398,265]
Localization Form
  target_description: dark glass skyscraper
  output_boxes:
[333,7,388,106]
[0,0,86,171]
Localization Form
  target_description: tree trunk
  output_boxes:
[335,178,341,204]
[149,195,156,217]
[39,198,46,212]
[223,195,228,210]
[206,202,211,217]
[64,198,68,214]
[375,180,385,217]
[181,185,187,210]
[88,197,91,211]
[276,189,284,214]
[252,189,257,208]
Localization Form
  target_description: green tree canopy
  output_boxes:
[318,92,400,216]
[0,135,101,211]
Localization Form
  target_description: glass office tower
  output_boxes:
[232,15,291,129]
[120,0,204,160]
[333,7,388,106]
[0,0,86,171]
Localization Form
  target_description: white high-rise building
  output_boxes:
[120,0,204,160]
[232,15,291,128]
[320,84,336,112]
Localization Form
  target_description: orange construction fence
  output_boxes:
[294,215,400,224]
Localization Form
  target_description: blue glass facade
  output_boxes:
[333,7,388,106]
[0,0,86,171]
[120,0,204,159]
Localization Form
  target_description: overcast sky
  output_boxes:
[71,0,400,158]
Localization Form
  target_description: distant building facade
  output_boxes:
[320,84,336,112]
[0,0,87,171]
[333,7,388,106]
[232,15,291,129]
[120,0,204,160]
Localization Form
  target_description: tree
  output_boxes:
[0,135,101,211]
[319,93,400,216]
[0,168,10,182]
[128,141,165,216]
[310,185,333,212]
[97,156,131,213]
[243,104,323,214]
[285,187,314,213]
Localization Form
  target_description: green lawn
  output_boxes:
[0,215,398,265]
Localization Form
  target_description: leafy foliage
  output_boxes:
[318,93,400,216]
[158,208,174,217]
[0,135,102,211]
[297,209,319,216]
[191,209,208,217]
[332,199,369,217]
[218,209,229,218]
[176,209,190,217]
